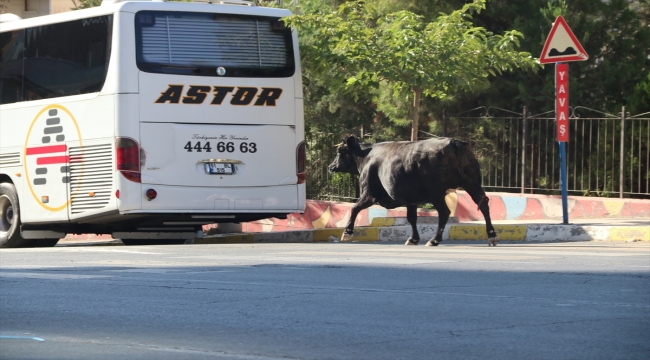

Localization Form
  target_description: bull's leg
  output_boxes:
[426,195,450,247]
[342,194,374,242]
[405,205,420,245]
[463,183,499,246]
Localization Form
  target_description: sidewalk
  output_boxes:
[477,218,649,227]
[56,217,649,246]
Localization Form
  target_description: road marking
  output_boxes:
[31,335,297,359]
[0,335,45,342]
[621,265,650,268]
[55,248,163,255]
[107,269,236,274]
[0,272,111,280]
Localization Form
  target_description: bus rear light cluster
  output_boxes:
[116,137,141,183]
[296,141,306,184]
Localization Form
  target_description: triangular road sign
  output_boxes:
[539,16,588,64]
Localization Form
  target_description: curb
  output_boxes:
[56,239,125,247]
[194,223,650,244]
[56,223,650,246]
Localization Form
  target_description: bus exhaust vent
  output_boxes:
[68,144,113,215]
[0,152,21,167]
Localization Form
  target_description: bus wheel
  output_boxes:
[121,239,187,246]
[0,183,31,248]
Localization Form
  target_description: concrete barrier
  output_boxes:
[240,192,650,233]
[58,220,649,246]
[193,222,649,245]
[62,191,649,243]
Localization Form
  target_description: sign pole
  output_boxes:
[556,62,569,224]
[540,15,588,225]
[559,141,569,224]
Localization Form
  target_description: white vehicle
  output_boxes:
[0,0,305,247]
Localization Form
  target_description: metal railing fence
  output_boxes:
[305,132,359,201]
[439,106,649,198]
[305,106,650,201]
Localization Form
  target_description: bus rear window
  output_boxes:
[135,11,295,78]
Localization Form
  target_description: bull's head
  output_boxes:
[328,136,361,175]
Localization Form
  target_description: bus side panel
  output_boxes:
[1,94,112,224]
[1,103,68,224]
[295,97,306,211]
[292,30,304,100]
[66,137,118,222]
[114,94,142,213]
[101,11,139,95]
[0,147,24,199]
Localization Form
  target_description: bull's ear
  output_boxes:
[345,136,358,149]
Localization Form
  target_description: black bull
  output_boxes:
[328,136,499,246]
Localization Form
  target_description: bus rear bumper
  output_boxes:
[120,183,305,213]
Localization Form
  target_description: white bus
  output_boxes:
[0,0,306,247]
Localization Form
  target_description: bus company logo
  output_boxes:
[24,104,82,211]
[155,85,283,106]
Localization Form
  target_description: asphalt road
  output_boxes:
[1,242,649,360]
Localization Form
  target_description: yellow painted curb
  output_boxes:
[313,227,382,242]
[449,225,527,241]
[313,229,343,242]
[195,234,254,244]
[350,227,381,242]
[370,218,396,227]
[609,227,650,242]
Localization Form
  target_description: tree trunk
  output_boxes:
[411,87,422,141]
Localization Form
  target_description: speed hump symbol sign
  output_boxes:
[539,16,588,64]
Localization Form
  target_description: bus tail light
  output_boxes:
[116,137,141,183]
[145,189,157,201]
[296,141,306,184]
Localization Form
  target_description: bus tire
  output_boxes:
[121,239,186,246]
[0,183,31,248]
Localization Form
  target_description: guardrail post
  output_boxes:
[521,106,527,193]
[619,106,626,198]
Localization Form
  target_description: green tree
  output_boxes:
[286,0,538,141]
[288,0,379,138]
[0,0,9,14]
[451,0,650,115]
[71,0,101,9]
[294,0,469,141]
[629,73,650,114]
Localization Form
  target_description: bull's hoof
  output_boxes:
[341,232,354,242]
[488,236,500,246]
[425,240,440,247]
[405,238,419,246]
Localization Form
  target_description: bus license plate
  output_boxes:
[205,163,235,175]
